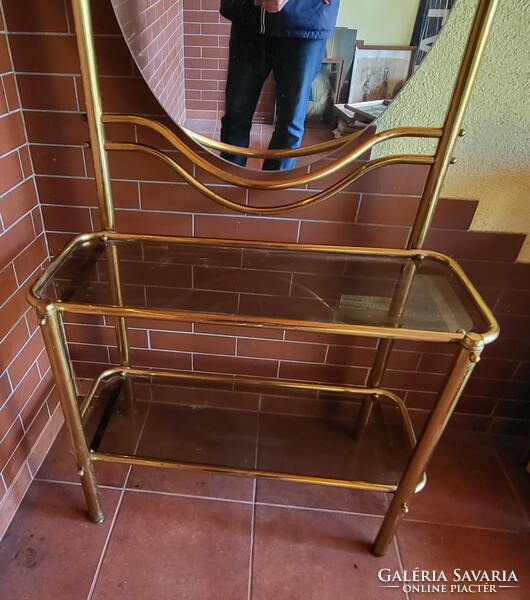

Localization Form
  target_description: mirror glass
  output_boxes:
[110,0,455,170]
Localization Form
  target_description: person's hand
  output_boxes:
[262,0,290,13]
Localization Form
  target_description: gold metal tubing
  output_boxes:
[57,301,466,343]
[38,305,103,523]
[71,0,115,232]
[92,451,396,493]
[81,365,419,454]
[372,332,485,556]
[181,126,362,158]
[73,0,132,373]
[369,259,418,389]
[409,0,500,249]
[113,365,406,406]
[103,113,441,188]
[27,231,499,344]
[80,366,121,416]
[105,142,433,213]
[27,231,499,343]
[104,243,131,368]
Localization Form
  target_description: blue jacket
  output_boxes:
[220,0,340,39]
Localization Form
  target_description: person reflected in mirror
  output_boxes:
[219,0,340,170]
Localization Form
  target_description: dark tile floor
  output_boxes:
[0,426,528,599]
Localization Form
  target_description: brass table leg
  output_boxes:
[39,305,104,523]
[372,332,484,556]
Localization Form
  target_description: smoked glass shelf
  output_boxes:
[30,232,496,343]
[83,369,423,493]
[27,230,498,556]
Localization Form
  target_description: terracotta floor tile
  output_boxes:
[406,430,528,532]
[256,410,410,488]
[91,491,252,600]
[0,481,120,600]
[36,422,131,489]
[127,403,257,501]
[491,435,530,523]
[398,521,530,599]
[256,479,388,515]
[251,505,405,599]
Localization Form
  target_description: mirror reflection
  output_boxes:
[111,0,455,170]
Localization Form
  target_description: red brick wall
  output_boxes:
[0,2,60,535]
[113,0,187,123]
[2,0,529,469]
[183,0,275,121]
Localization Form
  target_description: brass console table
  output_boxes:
[27,0,500,556]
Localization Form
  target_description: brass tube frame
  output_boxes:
[104,113,441,189]
[72,0,132,374]
[30,0,500,555]
[71,0,114,231]
[372,332,485,556]
[83,366,422,493]
[38,305,103,523]
[410,0,501,250]
[27,231,499,345]
[370,0,500,404]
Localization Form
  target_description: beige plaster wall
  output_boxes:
[375,0,530,262]
[337,0,420,46]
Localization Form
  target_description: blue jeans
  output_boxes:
[220,25,327,170]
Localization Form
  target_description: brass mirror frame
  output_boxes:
[75,0,499,249]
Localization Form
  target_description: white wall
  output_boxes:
[375,0,530,262]
[337,0,421,46]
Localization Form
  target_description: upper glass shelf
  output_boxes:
[32,234,496,342]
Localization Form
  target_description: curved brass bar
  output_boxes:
[102,113,441,189]
[105,141,434,214]
[180,126,362,158]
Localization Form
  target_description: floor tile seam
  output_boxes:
[248,407,260,600]
[394,535,411,600]
[33,477,123,491]
[86,486,128,600]
[404,516,530,535]
[492,444,530,529]
[122,485,254,506]
[247,479,257,600]
[121,401,153,491]
[254,500,386,520]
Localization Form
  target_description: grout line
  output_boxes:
[247,398,261,599]
[33,477,122,491]
[404,516,525,534]
[247,478,257,600]
[493,445,530,529]
[255,501,386,521]
[393,532,411,600]
[86,486,127,600]
[86,395,152,599]
[122,486,254,506]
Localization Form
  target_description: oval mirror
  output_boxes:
[110,0,455,170]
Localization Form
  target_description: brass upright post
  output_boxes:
[369,0,500,391]
[372,333,485,556]
[72,0,131,371]
[409,0,500,250]
[39,305,103,523]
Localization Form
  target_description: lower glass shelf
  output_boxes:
[83,369,424,493]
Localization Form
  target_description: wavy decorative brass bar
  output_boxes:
[105,141,433,213]
[181,125,362,158]
[103,113,441,188]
